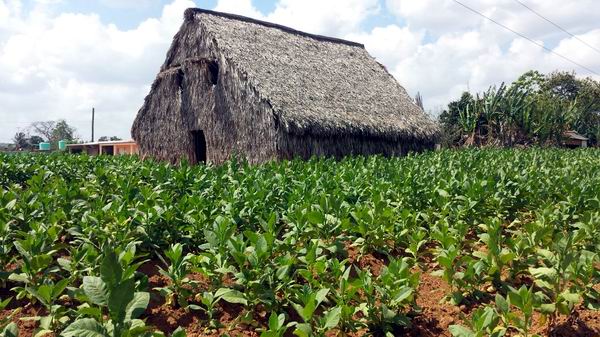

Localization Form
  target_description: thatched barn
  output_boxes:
[132,8,439,164]
[563,130,588,148]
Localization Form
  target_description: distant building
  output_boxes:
[563,130,588,148]
[66,139,139,156]
[0,143,16,152]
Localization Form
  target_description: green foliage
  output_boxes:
[154,243,195,308]
[64,250,150,337]
[0,299,18,337]
[495,286,544,337]
[442,70,600,146]
[191,288,247,329]
[0,150,599,336]
[259,313,292,337]
[0,323,18,337]
[449,306,506,337]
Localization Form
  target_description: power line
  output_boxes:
[512,0,600,56]
[451,0,600,76]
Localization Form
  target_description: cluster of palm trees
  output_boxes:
[440,71,600,147]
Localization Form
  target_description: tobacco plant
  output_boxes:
[62,250,150,337]
[474,217,515,290]
[155,243,195,308]
[191,288,247,329]
[449,306,506,337]
[259,313,292,337]
[25,278,71,336]
[495,286,543,337]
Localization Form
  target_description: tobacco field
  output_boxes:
[0,149,599,337]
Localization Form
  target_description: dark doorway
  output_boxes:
[101,145,114,156]
[207,61,219,85]
[191,130,207,164]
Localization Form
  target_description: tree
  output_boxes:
[571,78,600,143]
[29,121,56,142]
[98,136,122,142]
[50,119,76,144]
[13,132,28,150]
[28,135,44,147]
[544,71,581,101]
[12,132,46,151]
[440,92,475,129]
[438,92,474,146]
[511,70,545,95]
[27,119,78,149]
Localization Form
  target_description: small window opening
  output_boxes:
[207,61,219,85]
[191,130,207,164]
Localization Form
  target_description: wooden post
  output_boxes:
[91,107,95,142]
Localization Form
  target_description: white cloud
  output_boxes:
[97,0,154,9]
[346,25,423,67]
[0,0,195,142]
[213,0,264,19]
[214,0,380,36]
[266,0,380,36]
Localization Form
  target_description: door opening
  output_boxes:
[101,145,114,156]
[191,130,207,164]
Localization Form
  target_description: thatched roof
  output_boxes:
[151,8,439,142]
[564,130,589,141]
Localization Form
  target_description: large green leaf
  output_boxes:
[26,284,51,305]
[0,322,18,337]
[292,323,312,337]
[322,306,341,329]
[4,199,17,210]
[61,318,107,337]
[539,303,556,314]
[125,292,150,320]
[392,287,413,305]
[495,294,509,314]
[528,267,557,280]
[108,278,135,322]
[449,325,475,337]
[267,313,285,331]
[52,278,70,299]
[292,301,316,323]
[560,291,581,304]
[306,211,325,225]
[100,251,122,287]
[315,288,329,306]
[0,298,11,311]
[171,327,187,337]
[215,288,247,305]
[82,276,108,306]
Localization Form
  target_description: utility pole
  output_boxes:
[91,107,95,142]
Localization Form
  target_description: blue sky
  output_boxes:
[0,0,599,142]
[51,1,221,29]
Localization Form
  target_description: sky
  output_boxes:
[1,0,599,143]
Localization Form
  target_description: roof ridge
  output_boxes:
[184,8,365,49]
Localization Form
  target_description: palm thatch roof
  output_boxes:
[564,130,589,141]
[150,8,438,142]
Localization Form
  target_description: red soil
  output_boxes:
[2,254,599,337]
